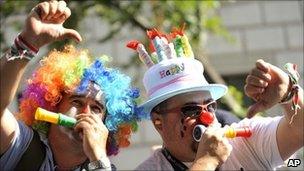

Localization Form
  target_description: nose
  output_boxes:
[199,111,214,126]
[82,104,91,114]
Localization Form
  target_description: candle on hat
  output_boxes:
[173,35,185,58]
[159,36,176,59]
[153,36,167,62]
[147,29,168,62]
[171,24,194,58]
[149,41,159,64]
[127,40,154,68]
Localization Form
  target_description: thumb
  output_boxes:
[60,28,82,42]
[247,102,266,118]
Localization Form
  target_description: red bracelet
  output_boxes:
[5,34,38,61]
[16,34,39,54]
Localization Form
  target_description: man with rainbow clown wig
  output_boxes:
[127,25,303,170]
[0,1,146,171]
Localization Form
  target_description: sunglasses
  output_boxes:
[160,100,217,118]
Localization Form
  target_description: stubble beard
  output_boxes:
[59,126,82,146]
[191,140,199,154]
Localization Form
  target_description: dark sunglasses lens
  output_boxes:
[181,106,202,117]
[207,102,217,113]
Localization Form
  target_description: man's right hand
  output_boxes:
[74,113,109,162]
[19,0,82,49]
[190,126,232,170]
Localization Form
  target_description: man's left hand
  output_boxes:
[244,59,290,118]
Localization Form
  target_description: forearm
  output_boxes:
[277,86,303,160]
[0,52,29,114]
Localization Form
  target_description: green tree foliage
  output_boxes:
[1,0,234,50]
[1,0,247,118]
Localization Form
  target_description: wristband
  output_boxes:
[87,157,112,171]
[279,63,301,125]
[280,77,296,104]
[5,34,38,61]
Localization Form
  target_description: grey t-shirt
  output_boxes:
[0,121,55,171]
[0,119,81,171]
[136,116,285,171]
[0,118,117,171]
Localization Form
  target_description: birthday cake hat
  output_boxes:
[127,25,228,114]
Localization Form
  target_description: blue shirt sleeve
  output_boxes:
[0,119,33,171]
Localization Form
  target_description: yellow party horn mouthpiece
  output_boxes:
[35,107,76,127]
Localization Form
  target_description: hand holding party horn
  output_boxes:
[193,125,252,142]
[35,107,76,127]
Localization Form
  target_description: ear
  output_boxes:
[151,112,163,133]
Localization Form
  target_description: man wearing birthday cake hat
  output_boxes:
[127,26,303,170]
[0,1,146,170]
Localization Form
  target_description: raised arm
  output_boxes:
[0,0,82,155]
[245,59,303,160]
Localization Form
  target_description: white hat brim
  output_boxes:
[140,84,227,114]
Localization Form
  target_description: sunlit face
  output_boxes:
[55,92,106,143]
[153,91,218,162]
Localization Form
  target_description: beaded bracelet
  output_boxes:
[5,34,38,61]
[280,63,301,125]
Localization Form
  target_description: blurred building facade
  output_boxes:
[2,1,303,170]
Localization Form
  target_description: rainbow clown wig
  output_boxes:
[18,45,148,156]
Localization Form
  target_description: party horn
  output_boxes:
[35,107,76,127]
[193,125,252,142]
